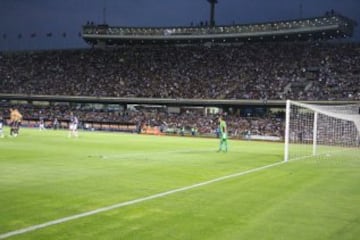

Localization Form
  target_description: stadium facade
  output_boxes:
[82,12,356,46]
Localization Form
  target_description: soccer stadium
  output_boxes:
[0,1,359,239]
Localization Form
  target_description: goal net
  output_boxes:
[284,100,360,162]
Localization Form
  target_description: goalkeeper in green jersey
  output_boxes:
[217,116,228,152]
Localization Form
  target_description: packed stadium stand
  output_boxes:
[1,42,359,100]
[0,11,358,138]
[82,12,355,44]
[0,102,284,138]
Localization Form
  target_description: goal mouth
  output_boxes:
[284,100,360,162]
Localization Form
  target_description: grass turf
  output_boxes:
[0,128,359,239]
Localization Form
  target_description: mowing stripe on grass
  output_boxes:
[0,160,284,239]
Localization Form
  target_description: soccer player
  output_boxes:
[68,112,79,138]
[53,117,59,130]
[9,108,22,137]
[217,115,228,152]
[0,114,4,138]
[39,116,46,131]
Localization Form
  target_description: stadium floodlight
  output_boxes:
[284,100,360,162]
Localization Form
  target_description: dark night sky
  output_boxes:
[0,0,359,51]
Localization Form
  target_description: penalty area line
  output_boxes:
[0,160,284,239]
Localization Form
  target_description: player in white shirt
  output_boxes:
[68,112,79,138]
[0,115,4,138]
[39,117,46,131]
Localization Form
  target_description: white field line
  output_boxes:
[0,161,284,239]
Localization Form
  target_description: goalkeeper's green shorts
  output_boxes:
[222,133,227,140]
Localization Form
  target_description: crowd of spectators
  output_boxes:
[0,103,284,138]
[1,41,359,101]
[0,41,358,138]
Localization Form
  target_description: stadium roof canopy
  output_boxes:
[82,13,357,46]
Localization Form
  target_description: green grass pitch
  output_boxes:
[0,128,359,240]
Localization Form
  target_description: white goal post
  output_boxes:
[284,100,360,162]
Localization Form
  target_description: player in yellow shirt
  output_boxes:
[9,108,22,137]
